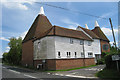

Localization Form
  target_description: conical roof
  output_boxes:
[23,14,52,43]
[92,27,109,42]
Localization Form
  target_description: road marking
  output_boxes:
[85,68,102,71]
[2,67,6,69]
[24,74,36,78]
[71,72,78,74]
[53,73,97,79]
[47,73,51,74]
[65,74,97,79]
[9,69,20,74]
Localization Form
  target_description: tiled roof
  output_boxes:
[23,14,109,43]
[92,27,109,42]
[34,25,93,41]
[22,14,52,43]
[78,26,99,39]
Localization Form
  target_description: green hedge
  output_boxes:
[105,54,120,70]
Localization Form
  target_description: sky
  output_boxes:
[0,1,120,58]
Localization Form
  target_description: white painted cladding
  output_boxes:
[34,37,55,60]
[34,36,101,60]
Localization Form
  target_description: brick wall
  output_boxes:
[33,60,42,68]
[43,58,95,70]
[84,58,95,66]
[22,40,34,66]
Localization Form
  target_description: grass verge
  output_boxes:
[96,68,120,79]
[46,65,97,72]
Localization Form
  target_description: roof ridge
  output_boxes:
[53,25,84,33]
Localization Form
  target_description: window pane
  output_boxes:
[70,38,73,44]
[80,40,84,45]
[88,41,92,46]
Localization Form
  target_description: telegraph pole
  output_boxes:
[109,18,117,50]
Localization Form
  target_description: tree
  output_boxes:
[2,52,8,63]
[2,37,22,65]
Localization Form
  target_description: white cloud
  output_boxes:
[5,46,10,53]
[97,11,116,20]
[5,49,9,53]
[110,41,118,46]
[1,0,36,10]
[101,27,118,36]
[6,46,10,49]
[20,31,27,39]
[62,18,80,30]
[63,18,79,26]
[0,37,10,41]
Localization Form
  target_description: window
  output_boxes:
[67,52,69,56]
[38,41,41,49]
[69,52,71,56]
[58,52,61,58]
[88,41,92,46]
[103,44,109,51]
[67,52,71,57]
[70,38,73,44]
[75,52,77,57]
[88,52,93,58]
[80,40,84,45]
[81,52,84,57]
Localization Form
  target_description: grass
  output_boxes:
[46,65,97,72]
[96,68,120,80]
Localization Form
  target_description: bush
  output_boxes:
[97,58,105,65]
[105,54,120,70]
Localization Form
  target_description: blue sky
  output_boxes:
[0,1,119,58]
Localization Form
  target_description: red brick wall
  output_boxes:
[46,59,56,70]
[22,40,33,66]
[84,58,95,66]
[55,59,84,70]
[33,58,95,70]
[33,60,42,68]
[100,40,110,53]
[43,58,95,70]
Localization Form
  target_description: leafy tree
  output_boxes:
[2,52,8,63]
[2,37,22,65]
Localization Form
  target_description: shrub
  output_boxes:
[105,54,120,70]
[97,58,105,65]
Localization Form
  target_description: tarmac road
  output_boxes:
[1,64,102,80]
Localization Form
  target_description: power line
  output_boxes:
[35,2,108,20]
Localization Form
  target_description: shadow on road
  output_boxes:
[6,67,35,73]
[1,78,101,80]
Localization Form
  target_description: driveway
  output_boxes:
[48,65,105,79]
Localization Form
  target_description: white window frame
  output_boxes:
[81,52,84,57]
[75,52,77,58]
[58,51,61,58]
[70,38,73,44]
[88,41,92,46]
[80,40,84,45]
[88,52,93,58]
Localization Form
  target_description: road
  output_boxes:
[1,64,103,80]
[52,65,105,78]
